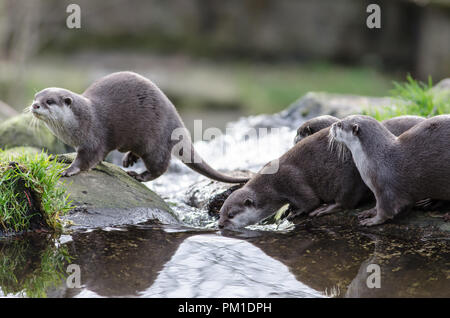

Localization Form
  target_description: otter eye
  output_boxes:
[352,124,360,136]
[46,99,55,105]
[337,122,342,128]
[228,211,236,219]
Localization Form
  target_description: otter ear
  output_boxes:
[244,198,254,207]
[352,124,360,136]
[63,97,73,106]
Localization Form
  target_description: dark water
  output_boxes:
[0,223,448,298]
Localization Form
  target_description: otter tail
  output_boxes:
[174,142,249,184]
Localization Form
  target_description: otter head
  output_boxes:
[330,115,389,154]
[330,118,360,148]
[294,116,339,144]
[30,88,82,147]
[218,187,281,230]
[294,125,313,144]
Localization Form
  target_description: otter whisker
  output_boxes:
[328,129,347,161]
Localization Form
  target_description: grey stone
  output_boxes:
[56,153,179,230]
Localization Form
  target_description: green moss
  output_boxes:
[0,149,72,234]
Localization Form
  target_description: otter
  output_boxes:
[30,72,248,184]
[330,115,450,226]
[294,115,425,144]
[218,127,371,229]
[219,115,428,229]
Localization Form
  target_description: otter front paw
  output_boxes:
[61,166,81,177]
[123,152,139,168]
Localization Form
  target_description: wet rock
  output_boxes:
[293,206,450,241]
[0,113,72,154]
[184,171,252,217]
[56,153,179,229]
[205,184,450,240]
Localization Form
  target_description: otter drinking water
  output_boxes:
[330,115,450,226]
[30,72,248,184]
[219,115,427,229]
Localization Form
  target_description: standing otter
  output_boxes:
[330,115,450,226]
[30,72,248,184]
[294,115,425,144]
[219,115,429,229]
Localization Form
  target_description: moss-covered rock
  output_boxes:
[0,148,72,235]
[0,113,72,154]
[56,153,179,229]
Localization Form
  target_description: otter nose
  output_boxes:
[32,103,40,110]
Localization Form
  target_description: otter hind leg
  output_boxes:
[127,151,170,182]
[286,190,321,221]
[122,151,140,168]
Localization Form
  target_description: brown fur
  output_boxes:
[31,72,248,183]
[219,115,427,229]
[331,115,450,226]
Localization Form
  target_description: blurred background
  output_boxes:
[0,0,449,131]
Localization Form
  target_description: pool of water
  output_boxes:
[1,223,448,297]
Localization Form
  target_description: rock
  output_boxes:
[205,183,449,240]
[432,78,450,100]
[230,92,396,131]
[56,153,179,229]
[281,92,395,125]
[433,78,450,91]
[291,206,450,241]
[185,179,244,217]
[0,113,72,154]
[0,100,18,123]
